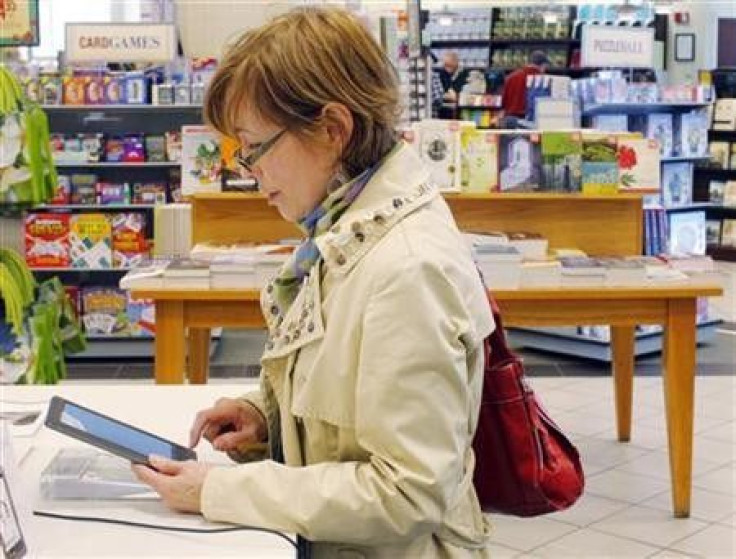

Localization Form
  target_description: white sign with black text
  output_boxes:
[66,23,176,63]
[581,26,655,69]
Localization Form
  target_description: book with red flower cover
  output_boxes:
[617,138,661,192]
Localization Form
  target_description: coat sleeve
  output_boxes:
[201,258,487,543]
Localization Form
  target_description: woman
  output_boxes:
[133,7,494,557]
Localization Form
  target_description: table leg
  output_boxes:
[154,300,186,384]
[611,326,635,442]
[662,298,697,518]
[188,328,211,384]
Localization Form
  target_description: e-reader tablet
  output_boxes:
[44,397,196,465]
[0,468,26,559]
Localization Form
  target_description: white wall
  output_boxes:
[666,1,736,86]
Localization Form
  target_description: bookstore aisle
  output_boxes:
[2,2,735,558]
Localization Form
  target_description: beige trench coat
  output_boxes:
[201,143,495,558]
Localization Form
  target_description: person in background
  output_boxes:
[438,51,470,103]
[501,50,550,121]
[132,7,494,558]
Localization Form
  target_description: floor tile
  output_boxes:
[486,542,522,558]
[669,524,736,557]
[699,421,736,444]
[485,515,578,552]
[718,513,736,528]
[585,469,671,504]
[552,410,615,438]
[576,437,652,471]
[546,493,630,527]
[617,450,723,482]
[532,527,660,558]
[693,437,736,466]
[649,550,705,558]
[589,504,709,548]
[639,487,736,523]
[692,464,736,496]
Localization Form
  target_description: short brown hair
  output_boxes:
[205,7,400,178]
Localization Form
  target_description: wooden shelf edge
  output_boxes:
[191,192,645,202]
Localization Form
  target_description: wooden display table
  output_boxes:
[131,280,722,519]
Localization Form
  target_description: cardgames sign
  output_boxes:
[581,26,655,69]
[66,23,176,63]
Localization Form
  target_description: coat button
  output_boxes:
[392,198,403,209]
[336,254,347,266]
[266,284,273,293]
[355,231,365,242]
[270,305,279,316]
[373,214,385,225]
[350,222,362,233]
[307,322,315,333]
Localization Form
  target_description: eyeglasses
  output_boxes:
[234,129,286,172]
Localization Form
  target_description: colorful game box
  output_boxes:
[70,213,112,269]
[111,212,149,268]
[81,287,130,335]
[25,213,71,268]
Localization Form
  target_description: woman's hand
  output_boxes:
[131,456,213,513]
[189,398,267,453]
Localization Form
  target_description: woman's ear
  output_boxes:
[320,102,354,151]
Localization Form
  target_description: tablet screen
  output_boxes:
[60,403,176,459]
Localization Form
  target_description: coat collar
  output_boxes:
[314,142,438,276]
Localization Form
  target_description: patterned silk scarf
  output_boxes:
[271,164,379,315]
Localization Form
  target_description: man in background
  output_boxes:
[438,51,470,102]
[501,50,550,122]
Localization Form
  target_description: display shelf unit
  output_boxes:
[188,191,716,360]
[693,127,736,261]
[55,162,179,168]
[42,104,202,112]
[583,102,711,117]
[30,104,203,359]
[508,319,721,362]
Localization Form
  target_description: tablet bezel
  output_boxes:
[44,396,197,465]
[0,468,27,559]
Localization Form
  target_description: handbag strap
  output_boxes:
[477,269,515,365]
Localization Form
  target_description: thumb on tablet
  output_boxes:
[211,430,252,451]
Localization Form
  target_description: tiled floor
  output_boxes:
[62,328,736,557]
[484,375,735,558]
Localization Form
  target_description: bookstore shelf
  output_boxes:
[661,156,711,163]
[55,162,179,168]
[34,204,157,210]
[707,245,736,261]
[488,38,580,46]
[430,39,490,47]
[665,203,716,212]
[30,267,132,272]
[41,104,202,111]
[583,102,711,117]
[509,320,721,362]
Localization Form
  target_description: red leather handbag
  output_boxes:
[472,292,585,517]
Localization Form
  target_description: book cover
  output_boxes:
[705,219,722,245]
[70,213,112,269]
[709,180,725,204]
[581,134,618,194]
[661,162,693,208]
[724,181,736,207]
[540,131,583,192]
[24,213,70,268]
[713,99,736,130]
[722,219,736,246]
[459,129,498,193]
[677,111,709,157]
[591,114,628,133]
[112,213,149,269]
[498,132,541,192]
[645,113,674,158]
[181,125,222,197]
[126,293,155,337]
[413,120,463,192]
[668,210,706,255]
[81,287,130,335]
[708,141,730,169]
[617,138,661,192]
